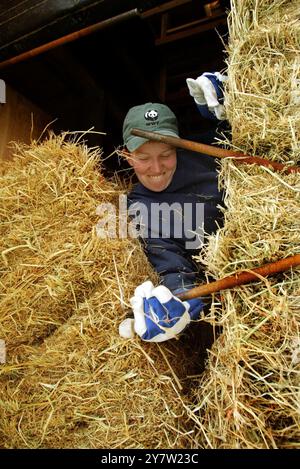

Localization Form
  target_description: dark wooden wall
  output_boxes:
[0,84,50,160]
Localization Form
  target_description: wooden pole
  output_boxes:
[178,254,300,301]
[131,128,300,174]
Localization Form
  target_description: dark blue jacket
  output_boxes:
[127,146,224,293]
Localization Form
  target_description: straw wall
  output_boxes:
[189,0,300,448]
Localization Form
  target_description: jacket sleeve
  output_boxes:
[141,236,200,294]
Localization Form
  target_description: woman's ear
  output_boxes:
[117,146,134,166]
[125,148,135,167]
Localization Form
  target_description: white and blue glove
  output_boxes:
[186,72,227,120]
[119,281,204,342]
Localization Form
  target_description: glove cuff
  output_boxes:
[186,78,206,105]
[194,96,206,106]
[119,318,135,339]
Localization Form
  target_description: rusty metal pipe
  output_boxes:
[0,8,140,70]
[131,128,300,174]
[178,254,300,301]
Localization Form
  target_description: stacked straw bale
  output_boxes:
[190,0,300,448]
[0,134,202,448]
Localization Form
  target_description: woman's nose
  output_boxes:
[151,158,162,174]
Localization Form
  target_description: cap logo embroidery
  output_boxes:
[144,109,158,121]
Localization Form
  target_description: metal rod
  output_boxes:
[0,8,140,70]
[131,128,300,174]
[178,254,300,301]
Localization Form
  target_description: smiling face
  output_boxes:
[127,141,177,192]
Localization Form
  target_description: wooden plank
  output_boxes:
[0,83,51,160]
[167,12,225,34]
[155,16,227,45]
[141,0,192,18]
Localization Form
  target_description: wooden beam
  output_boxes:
[141,0,192,18]
[0,8,140,70]
[167,12,225,34]
[155,16,227,45]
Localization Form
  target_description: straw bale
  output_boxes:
[192,163,300,448]
[0,135,120,351]
[224,0,300,162]
[189,0,300,448]
[0,295,200,448]
[0,134,204,448]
